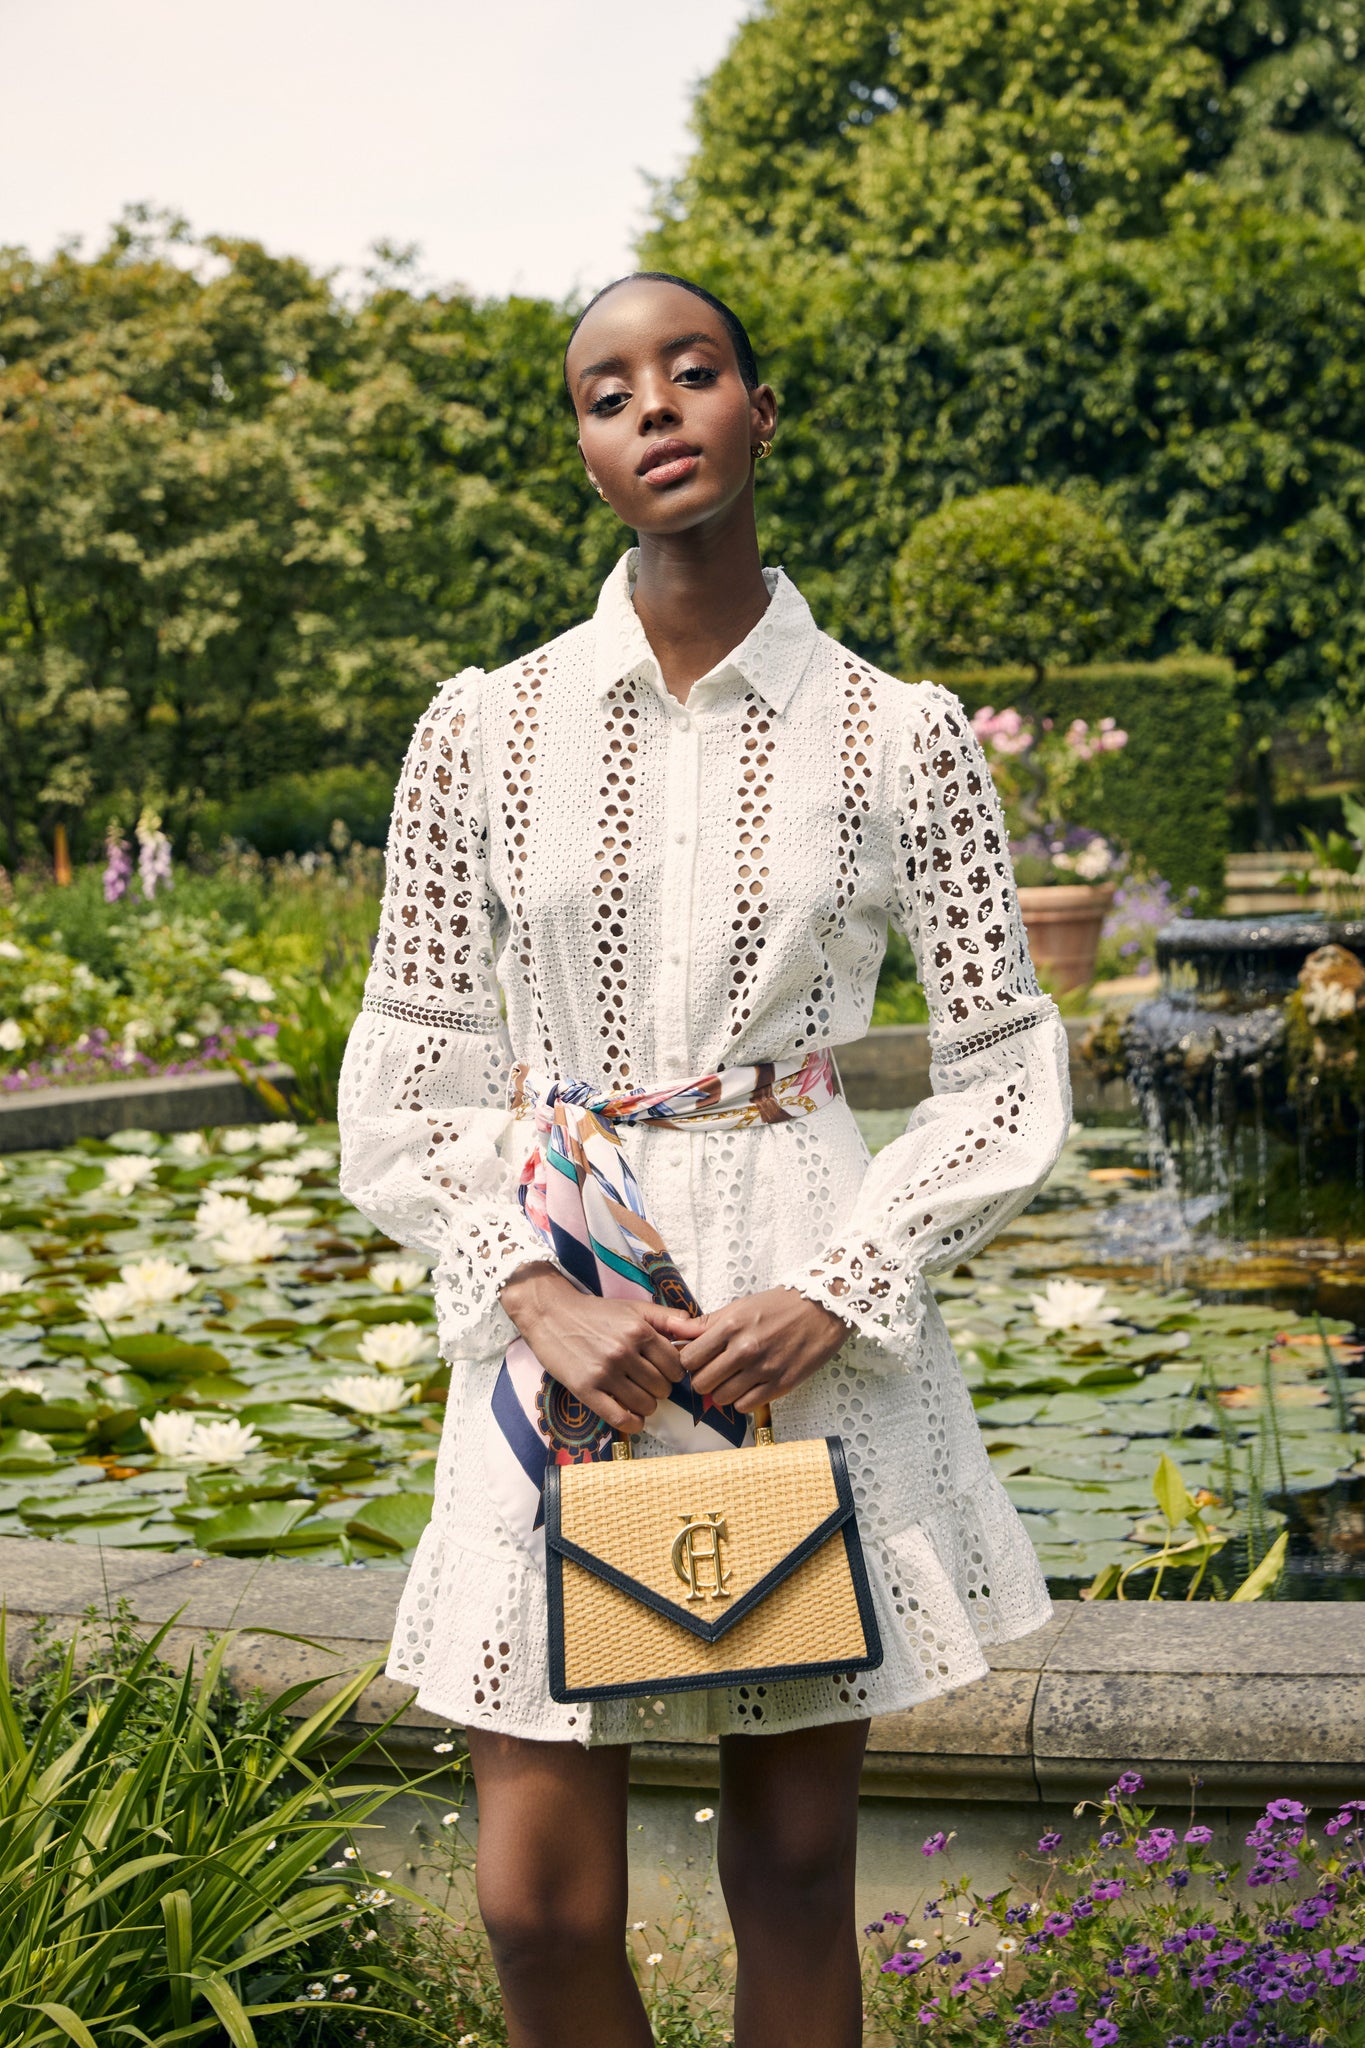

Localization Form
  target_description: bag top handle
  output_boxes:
[611,1398,775,1462]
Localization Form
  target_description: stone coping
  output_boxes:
[0,1065,295,1152]
[3,1539,1358,1809]
[0,1024,1124,1152]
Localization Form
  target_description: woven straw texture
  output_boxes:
[557,1440,869,1694]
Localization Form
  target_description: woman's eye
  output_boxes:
[677,365,718,385]
[588,390,629,415]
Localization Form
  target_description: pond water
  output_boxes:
[0,1112,1361,1594]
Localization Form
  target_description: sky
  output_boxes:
[2,0,753,302]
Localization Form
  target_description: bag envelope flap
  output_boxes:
[545,1436,856,1647]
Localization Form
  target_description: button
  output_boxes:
[674,831,687,845]
[676,714,691,732]
[668,952,682,966]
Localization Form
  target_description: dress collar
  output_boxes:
[589,547,819,716]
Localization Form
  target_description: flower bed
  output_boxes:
[0,1118,1361,1577]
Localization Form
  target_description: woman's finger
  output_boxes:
[641,1303,708,1342]
[676,1318,735,1376]
[637,1326,686,1384]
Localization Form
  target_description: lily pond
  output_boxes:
[0,1112,1363,1592]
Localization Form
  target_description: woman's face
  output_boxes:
[566,279,777,536]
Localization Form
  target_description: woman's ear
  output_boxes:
[577,440,606,500]
[749,382,779,447]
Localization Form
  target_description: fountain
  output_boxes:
[1085,914,1365,1244]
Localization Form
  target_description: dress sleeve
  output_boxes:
[780,682,1072,1357]
[337,667,554,1361]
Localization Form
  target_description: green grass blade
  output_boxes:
[194,1973,257,2048]
[24,2005,99,2048]
[163,1889,194,2031]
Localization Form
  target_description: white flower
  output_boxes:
[342,1846,358,1861]
[118,1256,196,1308]
[0,1019,25,1052]
[256,1121,301,1152]
[631,1921,646,1932]
[903,1938,928,1950]
[0,940,22,961]
[210,1216,291,1265]
[294,1146,335,1173]
[694,1807,715,1823]
[357,1321,433,1373]
[646,1953,663,1967]
[80,1281,138,1323]
[219,1128,258,1154]
[369,1257,428,1294]
[996,1936,1019,1954]
[143,1410,202,1460]
[169,1131,207,1159]
[0,1270,28,1296]
[221,967,277,1004]
[188,1417,262,1463]
[1029,1278,1123,1332]
[253,1173,302,1205]
[0,1371,42,1396]
[441,1810,460,1826]
[433,1740,455,1754]
[323,1373,414,1415]
[1072,837,1114,881]
[193,1191,253,1239]
[956,1909,974,1924]
[212,1175,255,1194]
[101,1154,159,1197]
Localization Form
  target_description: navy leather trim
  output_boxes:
[545,1436,885,1706]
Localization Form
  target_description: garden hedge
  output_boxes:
[932,658,1238,905]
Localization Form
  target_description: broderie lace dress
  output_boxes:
[337,548,1071,1746]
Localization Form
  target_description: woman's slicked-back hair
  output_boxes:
[563,271,760,408]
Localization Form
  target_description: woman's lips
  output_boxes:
[639,452,700,488]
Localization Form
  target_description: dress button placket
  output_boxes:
[656,703,702,1081]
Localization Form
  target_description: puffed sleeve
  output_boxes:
[337,667,556,1361]
[781,682,1072,1355]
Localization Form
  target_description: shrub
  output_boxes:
[940,659,1238,905]
[893,490,1142,685]
[198,767,398,859]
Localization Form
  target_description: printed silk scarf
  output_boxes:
[487,1049,840,1563]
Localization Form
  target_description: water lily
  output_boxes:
[103,1154,159,1197]
[187,1417,262,1462]
[219,1129,259,1155]
[294,1146,336,1173]
[1030,1278,1123,1332]
[194,1190,253,1239]
[357,1321,434,1373]
[256,1121,301,1152]
[369,1257,428,1294]
[253,1173,302,1205]
[210,1216,291,1265]
[0,1371,43,1396]
[80,1281,139,1323]
[169,1131,207,1159]
[323,1374,415,1415]
[0,1270,29,1296]
[143,1410,202,1460]
[118,1256,197,1308]
[212,1175,256,1195]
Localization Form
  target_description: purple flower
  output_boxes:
[1109,1772,1144,1800]
[864,1921,885,1935]
[1134,1828,1177,1865]
[1165,1867,1190,1890]
[880,1951,924,1977]
[1098,1830,1122,1849]
[1086,2024,1120,2048]
[922,1832,949,1857]
[1265,1799,1308,1824]
[1037,1830,1063,1853]
[1091,1878,1127,1901]
[1183,1825,1213,1847]
[1048,1987,1079,2014]
[102,825,133,903]
[882,1909,908,1926]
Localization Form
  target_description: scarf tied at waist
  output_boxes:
[487,1049,841,1563]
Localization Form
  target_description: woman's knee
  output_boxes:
[719,1812,857,1926]
[477,1866,624,1980]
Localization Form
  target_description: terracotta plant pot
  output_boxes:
[1016,883,1116,993]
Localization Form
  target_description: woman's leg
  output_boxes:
[464,1728,650,2048]
[717,1718,871,2048]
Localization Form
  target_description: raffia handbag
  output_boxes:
[544,1405,883,1704]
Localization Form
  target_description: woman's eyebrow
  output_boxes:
[575,331,722,386]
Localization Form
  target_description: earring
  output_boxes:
[751,438,773,460]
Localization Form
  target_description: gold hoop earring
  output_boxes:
[751,439,773,461]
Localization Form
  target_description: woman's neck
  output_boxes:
[631,504,772,703]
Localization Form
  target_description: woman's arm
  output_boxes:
[686,682,1071,1404]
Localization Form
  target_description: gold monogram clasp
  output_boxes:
[671,1512,731,1603]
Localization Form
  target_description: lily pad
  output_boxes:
[108,1336,233,1379]
[345,1491,434,1551]
[195,1497,320,1553]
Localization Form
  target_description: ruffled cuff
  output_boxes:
[775,1263,926,1371]
[432,1200,567,1363]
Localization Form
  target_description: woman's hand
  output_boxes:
[500,1261,705,1435]
[679,1287,852,1414]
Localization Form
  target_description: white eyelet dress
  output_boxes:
[337,548,1071,1746]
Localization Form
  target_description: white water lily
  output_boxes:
[103,1154,159,1197]
[253,1173,302,1205]
[187,1417,262,1462]
[222,967,276,1004]
[219,1128,259,1155]
[169,1131,207,1159]
[368,1257,428,1295]
[323,1374,415,1415]
[212,1175,256,1195]
[80,1280,139,1323]
[256,1121,301,1153]
[357,1321,434,1373]
[143,1409,202,1460]
[118,1256,197,1308]
[210,1215,291,1265]
[0,1371,42,1396]
[1030,1278,1123,1332]
[194,1190,253,1239]
[293,1146,335,1174]
[0,1270,28,1296]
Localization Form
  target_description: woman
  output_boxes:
[338,271,1071,2048]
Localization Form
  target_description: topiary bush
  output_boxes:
[892,489,1142,685]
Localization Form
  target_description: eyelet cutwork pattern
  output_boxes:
[340,554,1069,1746]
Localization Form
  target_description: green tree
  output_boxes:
[892,488,1141,684]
